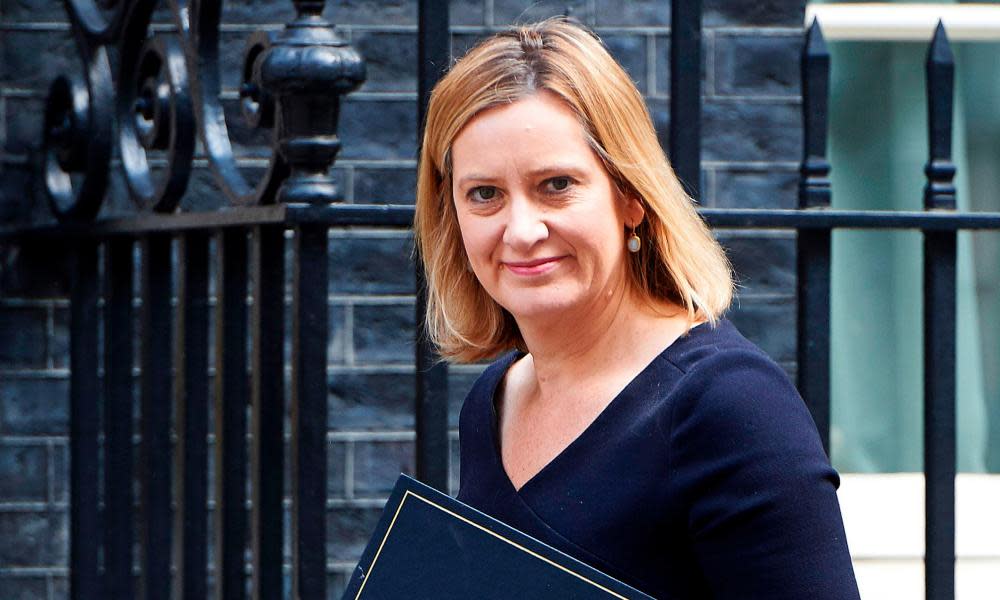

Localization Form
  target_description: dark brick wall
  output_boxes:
[0,1,806,597]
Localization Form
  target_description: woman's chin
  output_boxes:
[501,297,581,324]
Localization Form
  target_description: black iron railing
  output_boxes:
[0,2,987,600]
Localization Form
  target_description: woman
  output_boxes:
[414,18,860,599]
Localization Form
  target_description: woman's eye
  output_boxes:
[470,186,497,202]
[547,177,571,192]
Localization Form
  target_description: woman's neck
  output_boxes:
[513,282,689,408]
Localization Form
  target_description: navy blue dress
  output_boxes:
[457,319,860,599]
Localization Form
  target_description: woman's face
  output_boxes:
[450,91,643,324]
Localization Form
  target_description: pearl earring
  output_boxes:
[627,224,641,253]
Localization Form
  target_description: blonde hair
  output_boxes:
[414,18,733,363]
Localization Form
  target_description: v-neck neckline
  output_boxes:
[485,321,712,496]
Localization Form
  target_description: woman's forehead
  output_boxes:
[450,93,598,180]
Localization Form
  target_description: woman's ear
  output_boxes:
[625,195,645,228]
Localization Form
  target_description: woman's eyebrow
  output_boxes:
[455,173,499,188]
[524,165,587,178]
[455,165,587,189]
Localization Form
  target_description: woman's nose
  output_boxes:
[502,196,548,251]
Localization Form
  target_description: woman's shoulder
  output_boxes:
[663,317,780,376]
[658,318,820,451]
[658,319,829,484]
[662,322,855,599]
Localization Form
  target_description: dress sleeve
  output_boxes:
[666,349,860,599]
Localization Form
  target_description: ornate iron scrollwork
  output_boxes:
[42,43,113,222]
[40,0,366,219]
[117,0,194,212]
[240,31,276,131]
[67,0,128,44]
[184,0,290,205]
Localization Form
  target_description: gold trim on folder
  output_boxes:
[355,490,629,599]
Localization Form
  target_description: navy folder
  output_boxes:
[342,474,654,599]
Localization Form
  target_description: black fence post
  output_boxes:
[139,233,174,600]
[251,225,286,600]
[103,237,134,600]
[291,223,330,599]
[174,232,210,600]
[214,229,250,600]
[923,21,957,600]
[669,0,702,197]
[416,0,451,493]
[258,2,365,597]
[69,240,100,600]
[797,19,833,455]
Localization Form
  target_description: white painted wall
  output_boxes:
[838,474,1000,599]
[806,3,1000,41]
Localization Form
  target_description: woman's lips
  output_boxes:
[501,256,564,276]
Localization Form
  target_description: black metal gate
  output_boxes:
[0,1,991,599]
